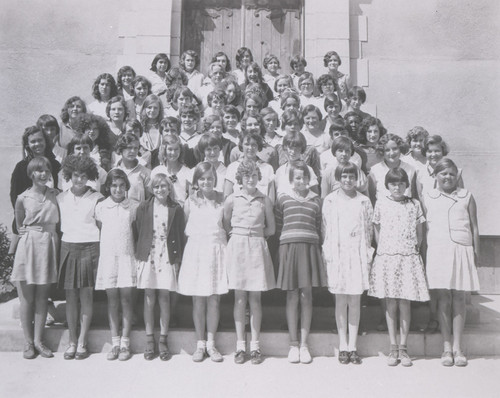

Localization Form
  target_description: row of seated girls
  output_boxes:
[10,47,479,368]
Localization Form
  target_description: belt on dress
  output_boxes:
[231,227,264,237]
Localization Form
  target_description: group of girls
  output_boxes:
[9,47,480,368]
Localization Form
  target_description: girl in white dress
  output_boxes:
[178,163,228,362]
[95,169,137,361]
[322,163,373,365]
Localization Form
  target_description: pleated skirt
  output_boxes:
[58,242,99,289]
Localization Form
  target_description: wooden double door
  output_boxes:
[181,0,303,75]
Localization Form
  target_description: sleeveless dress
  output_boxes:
[322,190,374,295]
[225,190,276,291]
[177,192,228,296]
[368,197,430,301]
[425,188,479,291]
[94,198,137,290]
[11,187,59,285]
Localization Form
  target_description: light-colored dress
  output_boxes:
[95,198,137,290]
[177,192,228,296]
[114,162,151,203]
[225,159,275,199]
[225,190,276,291]
[136,202,178,290]
[368,197,430,301]
[151,164,193,206]
[322,190,373,295]
[11,188,59,285]
[425,188,479,291]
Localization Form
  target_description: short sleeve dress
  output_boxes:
[177,192,228,296]
[94,197,137,290]
[368,197,430,301]
[11,187,60,285]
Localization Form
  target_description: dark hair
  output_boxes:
[331,136,354,156]
[235,158,261,185]
[433,157,458,175]
[329,116,348,138]
[347,86,366,103]
[384,167,409,189]
[235,47,253,69]
[241,114,266,137]
[36,114,60,137]
[238,130,264,152]
[243,93,264,114]
[280,108,303,130]
[105,96,128,120]
[423,134,449,156]
[334,162,358,181]
[211,51,232,72]
[74,113,112,151]
[376,133,405,159]
[280,90,300,110]
[27,156,52,179]
[316,74,336,95]
[207,89,227,107]
[180,50,200,71]
[192,161,217,189]
[165,67,188,86]
[297,72,314,88]
[92,73,118,101]
[282,132,307,153]
[22,126,53,160]
[115,133,140,155]
[60,96,87,124]
[290,54,307,69]
[116,66,136,90]
[217,76,242,107]
[222,105,241,121]
[131,76,152,97]
[202,114,223,133]
[198,133,222,153]
[288,160,310,183]
[160,117,181,134]
[324,94,342,112]
[140,94,164,130]
[263,54,280,70]
[178,103,201,120]
[301,104,323,121]
[150,53,171,73]
[67,134,95,155]
[62,154,99,182]
[406,126,429,146]
[323,51,342,67]
[245,62,263,84]
[125,119,143,136]
[105,168,131,193]
[358,116,387,145]
[172,86,198,110]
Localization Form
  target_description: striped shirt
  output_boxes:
[275,191,322,245]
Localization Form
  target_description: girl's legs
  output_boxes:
[143,289,156,359]
[385,298,399,366]
[286,289,300,344]
[157,289,171,360]
[299,288,313,347]
[248,292,262,347]
[33,284,51,353]
[436,289,453,352]
[206,295,222,361]
[65,288,79,346]
[398,299,412,367]
[193,296,207,342]
[347,294,361,352]
[16,281,35,345]
[106,288,121,340]
[451,290,466,354]
[120,287,134,339]
[77,287,93,350]
[335,294,348,352]
[234,290,248,345]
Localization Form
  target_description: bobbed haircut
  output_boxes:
[222,105,241,121]
[316,74,336,95]
[160,116,181,134]
[324,94,342,111]
[104,168,130,192]
[60,96,87,124]
[178,103,201,120]
[283,131,307,153]
[384,167,409,189]
[116,66,136,90]
[323,51,342,67]
[131,75,152,96]
[274,74,293,92]
[198,133,223,153]
[180,50,200,71]
[106,96,128,120]
[202,114,223,133]
[125,119,143,136]
[150,53,171,73]
[27,156,52,179]
[423,134,449,156]
[301,104,323,121]
[245,62,263,84]
[207,89,227,107]
[67,134,95,155]
[260,107,280,128]
[347,86,366,103]
[331,136,354,156]
[334,162,358,181]
[114,133,140,155]
[240,114,266,137]
[280,108,303,130]
[22,126,53,160]
[238,130,264,152]
[160,133,185,165]
[207,62,225,78]
[172,86,197,108]
[62,154,99,182]
[235,47,253,69]
[263,54,280,70]
[358,116,387,145]
[288,160,311,183]
[329,116,348,137]
[36,114,60,136]
[376,133,405,158]
[433,157,459,175]
[280,90,300,110]
[192,161,217,189]
[148,172,177,202]
[92,73,118,101]
[211,51,232,72]
[235,158,262,185]
[297,72,314,87]
[406,126,429,145]
[165,67,188,86]
[243,92,264,111]
[290,54,307,69]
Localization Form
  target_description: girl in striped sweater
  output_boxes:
[275,161,326,364]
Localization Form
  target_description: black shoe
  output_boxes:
[250,349,263,365]
[349,351,362,365]
[234,350,246,364]
[75,346,90,360]
[338,351,350,365]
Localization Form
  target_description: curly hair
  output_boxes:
[131,76,152,97]
[263,54,280,70]
[160,116,181,135]
[116,66,136,90]
[235,47,253,70]
[105,96,128,121]
[180,50,200,71]
[323,51,342,67]
[211,51,232,72]
[280,90,300,110]
[358,116,387,145]
[245,62,264,84]
[178,103,201,120]
[207,89,227,107]
[92,73,118,101]
[217,77,241,107]
[406,126,430,145]
[165,67,188,86]
[150,53,171,73]
[60,96,87,124]
[235,158,261,185]
[114,132,140,155]
[62,154,99,182]
[375,133,405,159]
[172,86,198,109]
[280,108,303,130]
[316,74,336,95]
[423,135,449,156]
[73,113,112,151]
[202,114,223,133]
[273,74,293,93]
[22,126,54,160]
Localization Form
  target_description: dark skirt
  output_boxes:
[276,242,327,290]
[58,241,99,289]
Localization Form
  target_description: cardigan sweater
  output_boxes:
[132,197,185,264]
